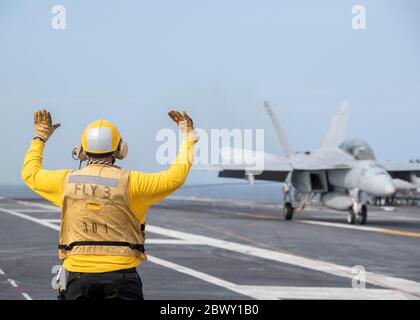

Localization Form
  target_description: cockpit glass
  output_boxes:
[339,139,376,160]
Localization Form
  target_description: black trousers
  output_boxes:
[63,268,144,300]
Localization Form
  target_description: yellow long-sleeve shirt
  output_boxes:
[22,138,195,273]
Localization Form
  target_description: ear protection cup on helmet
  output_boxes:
[116,141,128,160]
[74,144,88,161]
[72,141,127,162]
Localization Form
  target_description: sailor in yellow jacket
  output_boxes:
[22,109,196,300]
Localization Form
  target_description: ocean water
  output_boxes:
[0,181,283,203]
[173,182,283,203]
[3,170,284,202]
[0,184,38,199]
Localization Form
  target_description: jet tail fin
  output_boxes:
[264,101,293,157]
[321,102,349,148]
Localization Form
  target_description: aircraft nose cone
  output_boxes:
[384,184,396,196]
[368,175,396,196]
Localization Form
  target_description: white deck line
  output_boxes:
[1,203,420,300]
[0,267,33,300]
[146,225,420,298]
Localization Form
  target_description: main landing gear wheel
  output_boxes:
[357,205,368,225]
[284,202,294,221]
[347,205,368,225]
[347,210,356,225]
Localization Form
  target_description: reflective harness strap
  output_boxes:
[58,241,145,253]
[59,224,146,253]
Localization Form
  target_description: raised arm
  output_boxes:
[21,110,70,207]
[128,111,197,209]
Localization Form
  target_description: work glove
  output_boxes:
[168,110,197,143]
[34,109,61,142]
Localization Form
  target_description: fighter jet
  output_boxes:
[216,102,420,225]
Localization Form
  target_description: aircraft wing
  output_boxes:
[217,151,293,182]
[379,161,420,182]
[218,167,291,182]
[216,149,354,182]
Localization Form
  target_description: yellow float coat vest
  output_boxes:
[59,164,146,261]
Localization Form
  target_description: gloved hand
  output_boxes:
[168,110,197,142]
[34,109,61,142]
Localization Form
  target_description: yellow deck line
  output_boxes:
[379,229,420,238]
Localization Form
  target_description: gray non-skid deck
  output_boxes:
[0,197,419,300]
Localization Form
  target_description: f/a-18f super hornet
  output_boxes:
[217,102,420,225]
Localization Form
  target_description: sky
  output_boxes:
[0,0,419,185]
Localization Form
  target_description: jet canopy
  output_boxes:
[339,139,376,160]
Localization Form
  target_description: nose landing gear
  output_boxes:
[283,202,294,221]
[348,202,368,225]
